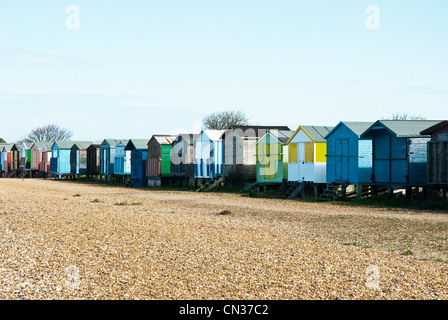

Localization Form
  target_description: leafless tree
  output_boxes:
[382,112,427,120]
[202,110,249,130]
[19,124,73,143]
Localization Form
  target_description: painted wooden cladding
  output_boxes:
[194,130,224,179]
[146,136,175,178]
[325,122,373,185]
[125,140,149,187]
[287,126,331,184]
[87,145,101,175]
[114,142,131,175]
[256,132,290,184]
[427,141,448,185]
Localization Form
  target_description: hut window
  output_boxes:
[305,143,314,163]
[289,143,298,163]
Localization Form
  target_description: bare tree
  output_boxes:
[19,124,73,143]
[382,112,427,120]
[202,110,249,130]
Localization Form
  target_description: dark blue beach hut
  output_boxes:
[125,139,149,187]
[360,120,442,190]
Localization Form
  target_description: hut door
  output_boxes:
[373,134,391,183]
[341,140,349,182]
[297,143,305,181]
[76,150,80,174]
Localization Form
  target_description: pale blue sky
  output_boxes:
[0,0,447,142]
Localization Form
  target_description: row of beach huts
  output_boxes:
[1,119,448,200]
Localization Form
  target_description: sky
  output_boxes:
[0,0,447,142]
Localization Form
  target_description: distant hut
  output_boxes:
[0,138,6,143]
[86,142,101,178]
[287,125,333,184]
[99,139,128,182]
[40,144,52,174]
[420,121,448,198]
[171,133,198,186]
[30,142,51,172]
[125,139,149,187]
[50,141,76,178]
[360,120,442,195]
[146,135,177,187]
[70,142,94,176]
[19,142,33,169]
[1,144,13,176]
[194,130,225,182]
[222,125,290,185]
[113,140,131,179]
[256,129,294,185]
[10,144,20,173]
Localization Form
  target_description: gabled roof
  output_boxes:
[287,125,333,143]
[258,129,294,144]
[0,138,6,143]
[201,129,225,142]
[31,142,52,150]
[360,120,443,138]
[125,139,150,150]
[0,143,13,152]
[228,125,291,138]
[149,135,177,145]
[101,139,128,147]
[325,121,374,139]
[420,120,448,135]
[72,141,95,150]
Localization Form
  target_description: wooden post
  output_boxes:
[406,187,413,201]
[356,184,362,199]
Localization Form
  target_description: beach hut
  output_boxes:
[0,143,10,174]
[50,141,76,177]
[194,130,225,181]
[287,125,333,185]
[30,142,51,171]
[420,121,448,193]
[256,129,293,185]
[360,120,442,192]
[125,139,149,187]
[70,142,94,176]
[99,139,127,181]
[171,133,198,186]
[10,144,20,174]
[146,135,177,187]
[1,144,13,176]
[321,122,374,198]
[86,142,101,178]
[19,142,32,169]
[222,125,290,185]
[113,140,131,178]
[40,144,52,174]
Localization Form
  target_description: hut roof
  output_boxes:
[361,120,443,138]
[0,138,6,143]
[420,120,448,135]
[150,135,177,145]
[202,130,225,142]
[101,139,128,147]
[31,142,52,149]
[325,121,374,139]
[0,143,13,152]
[125,139,150,150]
[228,125,291,138]
[258,130,294,144]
